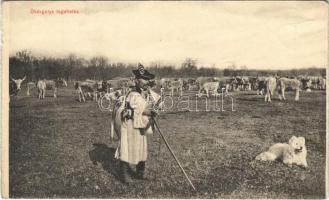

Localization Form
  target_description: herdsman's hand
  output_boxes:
[151,110,158,118]
[142,110,153,116]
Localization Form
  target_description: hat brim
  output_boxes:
[133,69,155,80]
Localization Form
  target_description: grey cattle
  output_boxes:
[37,78,67,99]
[75,80,99,102]
[168,79,183,97]
[277,77,301,101]
[10,76,26,96]
[264,77,277,102]
[197,81,220,97]
[26,81,37,96]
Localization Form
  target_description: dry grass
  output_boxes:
[9,85,326,198]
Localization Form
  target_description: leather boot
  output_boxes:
[135,161,146,180]
[120,161,132,184]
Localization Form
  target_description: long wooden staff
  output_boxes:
[152,117,197,191]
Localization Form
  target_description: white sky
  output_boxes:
[5,1,328,69]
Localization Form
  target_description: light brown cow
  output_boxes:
[264,77,277,102]
[168,79,183,97]
[37,78,67,99]
[215,77,234,93]
[319,78,326,90]
[197,81,220,97]
[75,80,106,102]
[277,77,301,101]
[196,77,217,88]
[26,81,37,96]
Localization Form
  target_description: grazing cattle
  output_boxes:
[107,78,134,96]
[319,78,326,90]
[158,78,171,90]
[196,77,217,88]
[9,76,26,96]
[231,76,251,91]
[37,80,46,99]
[299,77,312,91]
[264,77,277,102]
[215,77,235,93]
[232,76,244,91]
[186,78,198,90]
[249,77,259,91]
[180,78,196,90]
[254,77,269,95]
[75,80,98,102]
[307,76,323,90]
[37,78,67,99]
[277,77,301,101]
[241,76,252,91]
[26,81,37,96]
[197,81,220,97]
[168,79,183,97]
[94,80,108,100]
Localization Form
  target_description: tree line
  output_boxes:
[9,50,326,82]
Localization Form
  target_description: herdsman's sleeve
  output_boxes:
[129,93,149,129]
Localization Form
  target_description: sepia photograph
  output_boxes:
[2,1,328,198]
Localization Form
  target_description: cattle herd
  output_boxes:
[9,74,326,103]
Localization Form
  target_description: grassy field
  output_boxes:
[9,85,326,198]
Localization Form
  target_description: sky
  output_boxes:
[5,1,328,69]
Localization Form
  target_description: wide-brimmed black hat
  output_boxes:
[133,63,155,80]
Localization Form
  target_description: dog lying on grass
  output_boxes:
[256,136,308,168]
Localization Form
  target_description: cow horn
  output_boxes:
[22,76,26,81]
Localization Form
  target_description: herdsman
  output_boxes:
[114,64,157,183]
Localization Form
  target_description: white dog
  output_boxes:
[256,136,308,168]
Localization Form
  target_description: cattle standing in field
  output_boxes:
[168,79,183,97]
[241,76,252,91]
[254,77,269,95]
[9,76,26,96]
[37,80,46,99]
[197,81,220,97]
[196,77,217,88]
[305,76,325,90]
[277,77,301,101]
[37,78,67,99]
[107,78,134,96]
[232,76,246,91]
[26,81,37,96]
[319,78,326,90]
[264,77,277,102]
[299,77,312,92]
[158,78,171,90]
[215,77,235,93]
[75,80,98,102]
[180,78,196,90]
